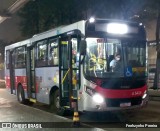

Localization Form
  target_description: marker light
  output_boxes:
[107,23,128,34]
[89,17,95,23]
[92,93,104,104]
[142,90,147,99]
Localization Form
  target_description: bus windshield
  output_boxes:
[84,37,146,78]
[123,40,146,77]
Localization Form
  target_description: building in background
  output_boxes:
[146,20,157,66]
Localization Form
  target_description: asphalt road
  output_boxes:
[0,85,104,131]
[1,82,160,131]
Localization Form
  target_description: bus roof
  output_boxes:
[31,20,86,42]
[5,39,31,50]
[5,18,145,50]
[5,20,86,50]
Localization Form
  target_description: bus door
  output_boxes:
[59,35,80,108]
[26,46,36,99]
[9,50,15,94]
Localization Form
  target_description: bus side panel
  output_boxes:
[78,75,99,111]
[14,68,27,97]
[5,69,11,90]
[35,67,59,104]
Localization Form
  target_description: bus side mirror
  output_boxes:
[79,40,86,55]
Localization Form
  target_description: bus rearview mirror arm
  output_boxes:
[79,40,86,64]
[79,40,86,55]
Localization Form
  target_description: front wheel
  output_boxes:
[50,90,70,116]
[50,90,59,111]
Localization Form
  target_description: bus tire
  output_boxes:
[50,90,60,112]
[17,85,26,104]
[50,90,66,115]
[50,90,72,116]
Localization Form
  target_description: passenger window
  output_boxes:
[6,50,10,69]
[72,38,78,68]
[48,38,59,66]
[36,40,47,67]
[15,46,26,68]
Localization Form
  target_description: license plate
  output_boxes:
[120,102,131,107]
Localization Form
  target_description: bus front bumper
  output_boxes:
[83,95,148,112]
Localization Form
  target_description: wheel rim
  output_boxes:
[18,90,22,102]
[55,96,60,109]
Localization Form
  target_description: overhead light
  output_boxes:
[107,23,128,34]
[0,16,2,21]
[0,16,7,24]
[89,17,95,23]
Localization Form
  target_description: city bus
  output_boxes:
[5,18,148,114]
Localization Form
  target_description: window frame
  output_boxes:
[48,38,59,66]
[6,50,10,69]
[14,46,27,69]
[36,39,48,67]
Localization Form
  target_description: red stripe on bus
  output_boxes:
[95,85,147,98]
[5,76,11,89]
[5,76,39,93]
[15,76,27,90]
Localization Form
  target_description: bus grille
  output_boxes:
[100,79,146,89]
[106,97,142,107]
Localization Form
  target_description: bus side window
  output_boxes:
[48,38,59,66]
[6,50,10,69]
[15,46,26,68]
[36,40,47,67]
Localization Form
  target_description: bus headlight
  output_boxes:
[89,17,95,23]
[92,93,104,104]
[142,90,147,99]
